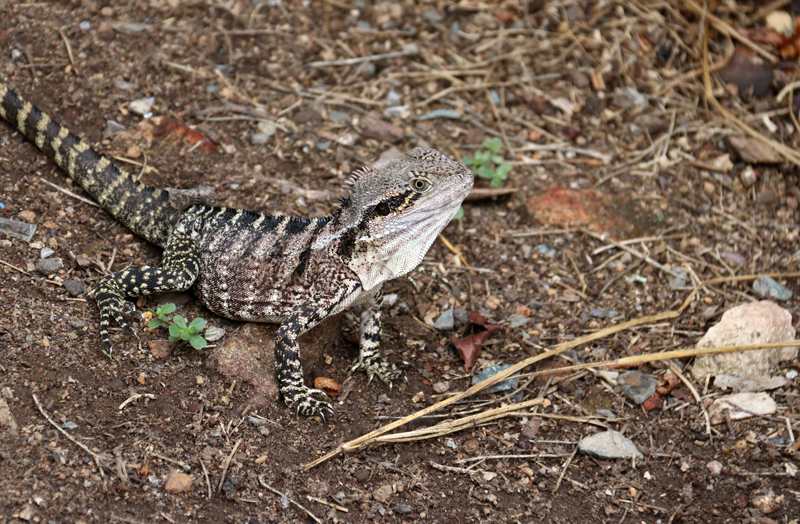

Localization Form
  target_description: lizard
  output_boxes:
[0,81,474,420]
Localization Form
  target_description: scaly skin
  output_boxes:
[0,81,474,420]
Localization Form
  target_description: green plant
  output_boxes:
[463,137,512,187]
[148,303,208,350]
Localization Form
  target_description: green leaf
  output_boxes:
[476,166,494,179]
[173,315,187,329]
[462,157,474,165]
[168,334,181,342]
[491,177,503,187]
[189,334,207,350]
[481,139,492,150]
[491,155,504,165]
[160,303,176,315]
[489,137,502,152]
[189,317,207,332]
[496,163,512,177]
[180,330,190,341]
[148,319,163,329]
[169,324,183,338]
[451,206,464,220]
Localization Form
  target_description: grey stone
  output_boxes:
[579,430,643,460]
[692,301,798,380]
[360,117,404,144]
[752,276,792,301]
[589,309,606,319]
[507,314,528,329]
[102,120,126,139]
[251,133,272,145]
[473,364,519,393]
[35,258,63,276]
[63,279,86,296]
[617,371,657,404]
[204,326,226,342]
[393,504,413,514]
[327,110,350,123]
[668,277,687,289]
[433,309,454,331]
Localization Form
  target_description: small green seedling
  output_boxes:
[148,303,208,350]
[463,137,512,187]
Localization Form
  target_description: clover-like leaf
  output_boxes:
[451,206,464,220]
[168,334,181,342]
[189,317,207,332]
[148,319,163,329]
[169,324,183,339]
[180,330,190,341]
[463,156,474,166]
[173,315,187,329]
[476,166,494,179]
[189,334,207,350]
[160,303,176,315]
[496,163,512,178]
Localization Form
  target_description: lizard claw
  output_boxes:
[92,277,143,356]
[285,386,335,422]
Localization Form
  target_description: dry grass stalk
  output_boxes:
[697,9,800,167]
[372,398,547,444]
[305,271,800,470]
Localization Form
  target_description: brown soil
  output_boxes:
[1,1,799,523]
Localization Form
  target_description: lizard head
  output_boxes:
[333,147,474,290]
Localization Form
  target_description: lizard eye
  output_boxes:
[412,178,431,192]
[375,202,391,216]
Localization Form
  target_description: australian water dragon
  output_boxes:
[0,81,473,420]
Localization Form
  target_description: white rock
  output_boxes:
[708,392,777,425]
[691,301,798,381]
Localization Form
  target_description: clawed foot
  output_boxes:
[353,357,402,385]
[90,280,143,356]
[283,386,335,422]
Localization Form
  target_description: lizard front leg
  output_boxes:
[353,288,401,384]
[91,233,202,356]
[276,270,361,421]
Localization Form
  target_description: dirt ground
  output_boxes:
[1,1,799,522]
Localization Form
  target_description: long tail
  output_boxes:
[0,82,193,247]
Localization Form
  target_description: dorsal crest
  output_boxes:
[343,166,373,189]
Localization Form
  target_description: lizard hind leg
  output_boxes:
[90,236,202,356]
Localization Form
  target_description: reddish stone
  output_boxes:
[526,186,641,239]
[642,394,663,410]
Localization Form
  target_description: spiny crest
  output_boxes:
[343,166,373,189]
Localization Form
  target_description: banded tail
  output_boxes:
[0,81,193,247]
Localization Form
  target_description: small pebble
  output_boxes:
[204,326,226,342]
[752,276,792,301]
[433,309,454,331]
[40,247,54,259]
[589,308,606,319]
[432,381,449,394]
[164,471,193,493]
[617,371,658,405]
[35,258,63,276]
[534,244,556,257]
[473,364,520,393]
[706,461,723,475]
[578,430,643,460]
[507,313,528,328]
[393,504,412,514]
[63,279,86,296]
